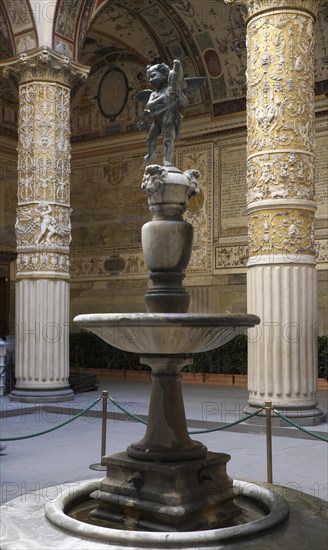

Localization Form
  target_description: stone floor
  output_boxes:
[1,380,327,506]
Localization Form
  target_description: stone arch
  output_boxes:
[0,4,15,57]
[53,0,94,60]
[0,0,38,56]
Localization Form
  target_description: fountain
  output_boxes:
[1,59,326,550]
[69,61,264,532]
[70,157,262,532]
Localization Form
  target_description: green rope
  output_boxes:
[108,395,147,425]
[188,408,263,434]
[0,396,102,442]
[274,410,328,443]
[109,395,262,433]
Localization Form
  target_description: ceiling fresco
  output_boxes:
[81,0,328,94]
[0,0,326,88]
[78,0,247,107]
[68,0,328,140]
[0,0,37,55]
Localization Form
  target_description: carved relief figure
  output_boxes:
[36,202,58,244]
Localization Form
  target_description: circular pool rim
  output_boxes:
[45,479,289,548]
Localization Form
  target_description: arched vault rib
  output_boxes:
[0,0,37,56]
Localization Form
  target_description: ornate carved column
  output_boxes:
[1,48,89,402]
[225,1,323,422]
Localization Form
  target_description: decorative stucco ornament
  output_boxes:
[0,47,89,278]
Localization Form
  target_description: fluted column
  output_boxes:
[1,48,89,402]
[226,1,322,422]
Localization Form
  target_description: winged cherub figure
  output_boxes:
[135,59,205,165]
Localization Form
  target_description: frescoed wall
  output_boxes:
[66,108,327,330]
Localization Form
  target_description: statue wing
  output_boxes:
[183,77,206,94]
[134,89,153,103]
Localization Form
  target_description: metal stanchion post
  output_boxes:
[89,390,108,471]
[265,400,273,483]
[0,339,8,397]
[101,390,108,458]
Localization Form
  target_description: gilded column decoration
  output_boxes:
[1,48,89,279]
[225,1,323,421]
[248,208,316,258]
[224,0,318,261]
[225,0,318,17]
[244,1,317,261]
[0,48,89,402]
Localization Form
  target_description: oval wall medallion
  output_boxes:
[204,49,222,78]
[97,68,129,120]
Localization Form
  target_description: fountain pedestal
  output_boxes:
[128,355,206,461]
[91,451,239,531]
[89,351,242,531]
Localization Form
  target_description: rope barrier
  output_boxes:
[108,397,327,443]
[1,392,326,492]
[108,395,147,425]
[1,394,326,444]
[109,394,263,432]
[273,410,328,443]
[0,396,102,442]
[188,408,263,433]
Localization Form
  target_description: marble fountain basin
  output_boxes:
[67,311,269,541]
[73,312,260,355]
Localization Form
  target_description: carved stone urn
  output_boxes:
[141,164,200,313]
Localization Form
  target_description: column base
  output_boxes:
[10,385,74,403]
[244,403,326,426]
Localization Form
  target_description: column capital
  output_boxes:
[224,0,318,19]
[0,46,90,88]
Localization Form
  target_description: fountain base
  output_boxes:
[7,479,328,549]
[90,451,240,531]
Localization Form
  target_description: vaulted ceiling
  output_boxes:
[0,0,327,132]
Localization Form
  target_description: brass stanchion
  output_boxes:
[265,401,273,483]
[89,390,108,471]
